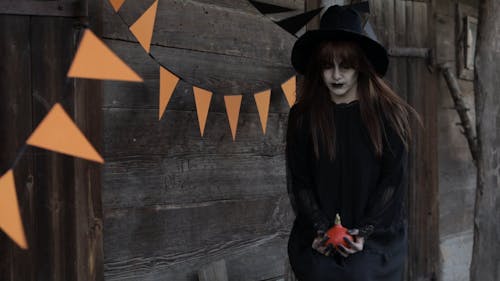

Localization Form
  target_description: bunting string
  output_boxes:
[104,0,297,140]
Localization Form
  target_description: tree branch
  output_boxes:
[439,64,478,164]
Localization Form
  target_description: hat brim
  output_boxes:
[291,29,388,76]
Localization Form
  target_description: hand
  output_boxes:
[336,228,365,258]
[312,231,335,256]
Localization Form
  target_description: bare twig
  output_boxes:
[440,64,478,164]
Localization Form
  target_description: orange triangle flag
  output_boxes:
[129,0,158,53]
[109,0,126,12]
[281,76,296,107]
[224,95,243,141]
[0,170,28,249]
[26,103,104,164]
[254,90,271,134]
[159,66,179,120]
[193,87,212,137]
[67,29,143,82]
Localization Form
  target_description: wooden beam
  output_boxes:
[0,1,87,17]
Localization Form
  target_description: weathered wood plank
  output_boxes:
[102,0,297,94]
[73,0,105,280]
[0,1,86,17]
[371,0,394,46]
[103,154,286,209]
[150,0,294,60]
[104,235,288,281]
[102,40,292,111]
[197,260,228,281]
[393,0,409,100]
[111,0,301,43]
[391,4,409,277]
[115,0,297,20]
[149,44,295,94]
[0,14,35,281]
[103,108,288,157]
[191,0,303,11]
[30,16,79,281]
[104,0,296,60]
[370,0,398,94]
[225,234,288,281]
[405,2,440,280]
[101,36,294,95]
[103,196,292,274]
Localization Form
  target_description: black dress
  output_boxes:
[286,99,408,281]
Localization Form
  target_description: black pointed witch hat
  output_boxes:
[291,4,388,76]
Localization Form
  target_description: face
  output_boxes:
[321,59,359,101]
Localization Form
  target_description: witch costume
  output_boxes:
[286,5,408,281]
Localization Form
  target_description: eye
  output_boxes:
[339,62,349,69]
[320,62,334,69]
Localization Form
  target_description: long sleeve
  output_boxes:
[357,120,408,238]
[286,107,331,233]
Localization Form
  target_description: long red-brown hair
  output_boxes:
[291,40,422,160]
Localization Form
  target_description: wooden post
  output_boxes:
[0,14,36,281]
[405,2,440,281]
[470,0,500,280]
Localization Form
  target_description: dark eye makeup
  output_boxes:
[320,61,352,70]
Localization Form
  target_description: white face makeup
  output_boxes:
[321,59,359,103]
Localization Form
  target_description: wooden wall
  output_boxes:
[101,0,441,280]
[0,0,442,280]
[101,0,298,280]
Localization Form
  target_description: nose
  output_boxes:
[332,66,342,80]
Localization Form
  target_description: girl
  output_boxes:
[286,5,422,281]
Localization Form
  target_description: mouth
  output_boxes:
[331,83,344,88]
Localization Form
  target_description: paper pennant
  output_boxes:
[249,0,295,14]
[224,95,243,141]
[193,87,213,137]
[254,90,271,134]
[0,170,28,249]
[109,0,126,12]
[159,66,179,120]
[281,76,296,107]
[129,0,158,53]
[26,103,104,164]
[67,29,143,82]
